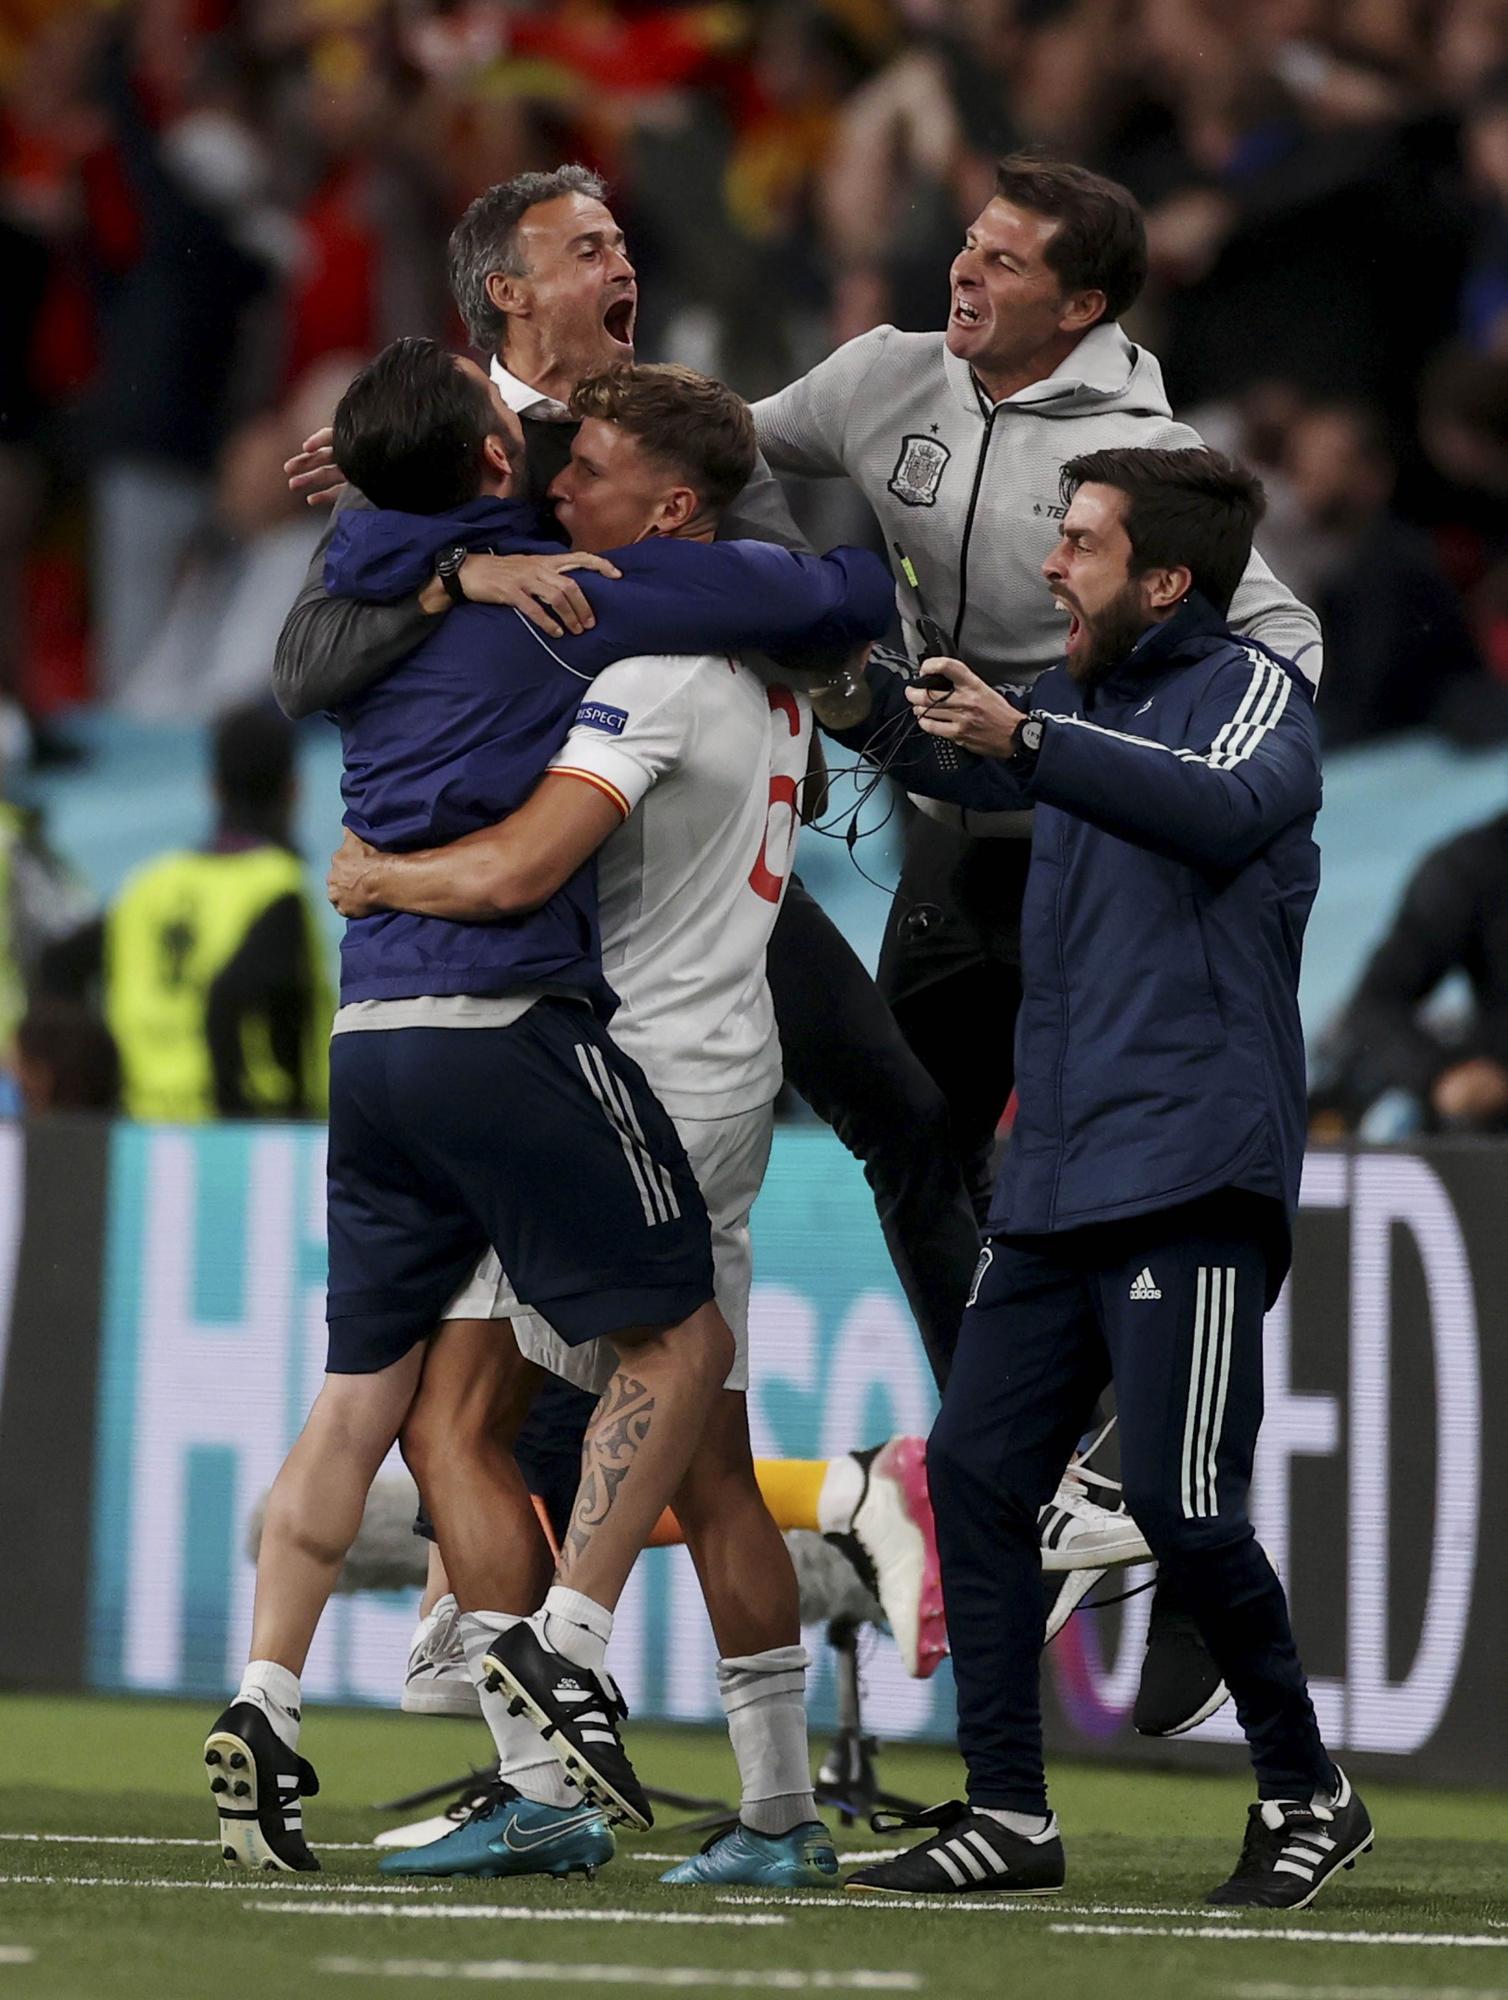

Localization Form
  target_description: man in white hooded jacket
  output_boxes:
[755,154,1322,1736]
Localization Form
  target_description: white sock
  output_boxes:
[816,1455,866,1537]
[540,1585,613,1675]
[977,1806,1059,1840]
[718,1645,817,1837]
[458,1612,575,1810]
[237,1660,302,1752]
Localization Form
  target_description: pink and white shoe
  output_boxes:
[826,1438,948,1679]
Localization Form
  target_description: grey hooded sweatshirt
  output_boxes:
[754,321,1322,694]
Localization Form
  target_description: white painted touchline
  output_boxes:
[257,1901,787,1926]
[0,1872,430,1895]
[0,1948,36,1965]
[1233,1985,1508,1999]
[716,1895,1241,1919]
[0,1832,371,1852]
[318,1958,919,1990]
[1049,1925,1508,1950]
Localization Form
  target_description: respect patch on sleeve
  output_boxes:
[575,701,629,736]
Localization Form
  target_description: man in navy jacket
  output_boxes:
[829,447,1372,1911]
[202,338,894,1874]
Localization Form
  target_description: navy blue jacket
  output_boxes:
[830,598,1322,1255]
[326,497,894,1009]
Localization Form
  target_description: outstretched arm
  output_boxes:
[909,652,1321,871]
[328,775,623,922]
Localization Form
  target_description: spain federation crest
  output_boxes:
[888,432,951,507]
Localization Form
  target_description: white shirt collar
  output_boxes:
[489,354,560,417]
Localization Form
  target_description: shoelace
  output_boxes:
[870,1798,972,1836]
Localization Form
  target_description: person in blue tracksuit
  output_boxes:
[828,446,1373,1912]
[202,337,894,1876]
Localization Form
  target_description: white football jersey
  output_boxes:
[549,653,811,1118]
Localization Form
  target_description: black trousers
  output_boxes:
[927,1191,1334,1814]
[877,817,1031,1225]
[768,876,982,1388]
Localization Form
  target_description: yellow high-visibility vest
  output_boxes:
[106,844,331,1123]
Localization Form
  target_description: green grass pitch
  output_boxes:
[2,1692,1505,1999]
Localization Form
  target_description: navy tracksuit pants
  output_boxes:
[927,1189,1334,1816]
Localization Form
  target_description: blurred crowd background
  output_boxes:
[7,0,1508,1135]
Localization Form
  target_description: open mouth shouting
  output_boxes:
[1053,591,1084,651]
[602,288,637,352]
[950,290,985,336]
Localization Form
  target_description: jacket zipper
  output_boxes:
[950,401,1000,656]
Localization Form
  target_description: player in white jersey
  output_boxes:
[455,651,808,1403]
[326,364,838,1891]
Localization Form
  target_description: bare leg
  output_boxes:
[672,1389,799,1658]
[249,1349,425,1671]
[401,1317,554,1615]
[420,1543,448,1619]
[554,1303,734,1610]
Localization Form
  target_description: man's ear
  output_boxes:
[1144,562,1193,612]
[651,484,701,535]
[482,430,514,486]
[1060,287,1107,334]
[487,270,528,330]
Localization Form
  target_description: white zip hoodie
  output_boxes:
[754,321,1322,693]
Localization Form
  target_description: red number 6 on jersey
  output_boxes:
[748,685,802,905]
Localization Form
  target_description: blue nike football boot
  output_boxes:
[379,1780,614,1879]
[659,1819,839,1889]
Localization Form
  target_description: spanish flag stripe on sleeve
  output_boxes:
[552,767,632,819]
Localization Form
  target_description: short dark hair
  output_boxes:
[994,155,1148,324]
[449,164,607,350]
[332,336,500,514]
[213,701,296,812]
[1060,446,1266,615]
[570,363,755,513]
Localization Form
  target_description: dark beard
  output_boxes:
[1065,584,1154,687]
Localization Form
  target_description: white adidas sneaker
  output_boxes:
[1038,1463,1151,1573]
[401,1594,482,1718]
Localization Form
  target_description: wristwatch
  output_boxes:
[435,544,470,606]
[1012,711,1047,771]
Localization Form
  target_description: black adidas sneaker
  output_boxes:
[845,1800,1064,1897]
[1133,1585,1229,1736]
[482,1621,652,1832]
[1207,1768,1373,1909]
[203,1700,320,1871]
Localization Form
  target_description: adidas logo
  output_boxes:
[1129,1267,1162,1301]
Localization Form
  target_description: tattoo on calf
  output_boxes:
[559,1372,656,1576]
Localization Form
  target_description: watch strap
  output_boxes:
[436,545,469,607]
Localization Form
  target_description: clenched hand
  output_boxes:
[907,655,1026,758]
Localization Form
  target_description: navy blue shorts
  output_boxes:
[325,1000,714,1374]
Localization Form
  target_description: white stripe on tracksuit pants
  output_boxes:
[925,1189,1335,1810]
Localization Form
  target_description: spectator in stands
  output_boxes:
[123,355,358,720]
[1328,806,1508,1132]
[12,999,119,1115]
[1459,66,1508,354]
[1284,400,1508,747]
[86,22,288,701]
[45,704,331,1122]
